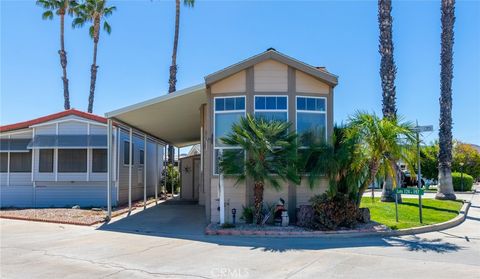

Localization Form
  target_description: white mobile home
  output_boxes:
[0,109,164,208]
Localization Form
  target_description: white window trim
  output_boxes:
[296,96,328,146]
[213,96,246,175]
[254,95,289,121]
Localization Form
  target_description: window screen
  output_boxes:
[0,153,7,172]
[92,149,107,173]
[139,150,144,165]
[39,149,54,173]
[58,149,87,172]
[10,151,32,172]
[123,141,134,165]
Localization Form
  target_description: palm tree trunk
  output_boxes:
[378,0,399,202]
[378,0,397,118]
[168,0,180,94]
[436,0,456,200]
[167,0,181,163]
[254,181,264,224]
[381,161,402,203]
[88,21,100,113]
[59,12,70,110]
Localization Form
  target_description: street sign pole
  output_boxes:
[395,189,399,223]
[416,121,423,224]
[413,122,432,224]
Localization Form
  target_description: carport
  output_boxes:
[104,84,208,218]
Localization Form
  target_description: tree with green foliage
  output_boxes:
[219,114,300,224]
[304,112,416,208]
[345,112,416,207]
[453,142,480,180]
[36,0,77,110]
[72,0,115,113]
[420,143,439,180]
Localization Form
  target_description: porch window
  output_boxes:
[92,149,107,173]
[254,96,288,122]
[213,96,245,175]
[0,153,7,172]
[58,149,87,173]
[9,151,32,173]
[296,96,327,146]
[123,141,134,165]
[39,149,54,173]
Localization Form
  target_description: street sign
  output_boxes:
[413,125,434,133]
[395,188,424,195]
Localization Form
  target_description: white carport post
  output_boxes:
[218,150,225,225]
[128,128,133,213]
[106,119,113,219]
[143,134,147,209]
[155,143,158,205]
[164,145,168,198]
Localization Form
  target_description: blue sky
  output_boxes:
[1,0,479,145]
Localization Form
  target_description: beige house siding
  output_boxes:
[296,70,330,94]
[211,71,246,94]
[254,60,288,92]
[296,178,329,206]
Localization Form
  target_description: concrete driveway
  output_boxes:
[1,192,480,279]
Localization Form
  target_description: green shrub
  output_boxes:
[452,172,474,192]
[240,205,254,224]
[310,193,358,230]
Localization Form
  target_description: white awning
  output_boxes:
[105,84,207,147]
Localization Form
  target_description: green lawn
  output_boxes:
[360,197,463,230]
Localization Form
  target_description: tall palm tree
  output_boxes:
[36,0,76,110]
[72,0,115,113]
[436,0,456,200]
[378,0,399,202]
[167,0,194,164]
[344,112,416,207]
[220,115,300,224]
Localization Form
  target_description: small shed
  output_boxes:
[179,154,201,203]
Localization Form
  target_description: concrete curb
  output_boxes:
[385,200,471,236]
[205,201,471,238]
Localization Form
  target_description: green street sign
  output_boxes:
[395,188,424,195]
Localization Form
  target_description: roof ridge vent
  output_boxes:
[266,47,276,52]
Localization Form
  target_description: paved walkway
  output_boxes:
[1,188,479,279]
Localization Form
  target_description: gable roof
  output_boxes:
[0,109,107,133]
[205,49,339,87]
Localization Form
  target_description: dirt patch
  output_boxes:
[0,197,162,226]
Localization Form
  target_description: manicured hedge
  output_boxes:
[452,172,473,192]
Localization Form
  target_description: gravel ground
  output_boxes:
[209,221,387,232]
[0,197,162,225]
[0,208,107,225]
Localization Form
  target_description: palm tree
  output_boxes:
[72,0,115,113]
[220,115,300,224]
[378,0,399,202]
[436,0,456,200]
[36,0,76,110]
[344,112,416,207]
[167,0,194,164]
[300,126,362,202]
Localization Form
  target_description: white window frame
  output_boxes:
[296,96,327,147]
[254,95,289,122]
[213,96,246,175]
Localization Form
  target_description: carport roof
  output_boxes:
[105,84,207,147]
